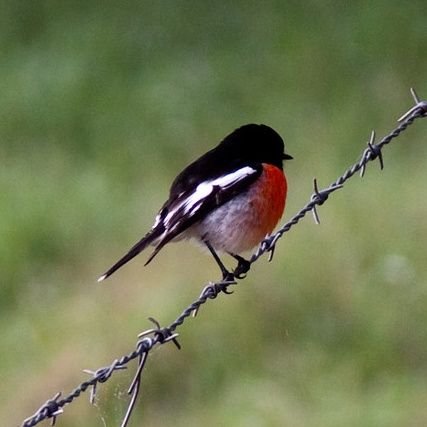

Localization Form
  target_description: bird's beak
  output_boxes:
[283,153,293,160]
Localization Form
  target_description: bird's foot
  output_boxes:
[231,254,251,279]
[220,271,236,291]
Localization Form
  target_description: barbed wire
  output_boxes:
[21,89,427,427]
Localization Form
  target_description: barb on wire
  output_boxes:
[121,343,149,427]
[22,392,63,427]
[310,178,343,224]
[21,89,427,427]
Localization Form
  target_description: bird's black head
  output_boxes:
[169,123,292,197]
[218,123,292,170]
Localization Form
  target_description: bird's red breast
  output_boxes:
[256,163,287,233]
[239,163,287,249]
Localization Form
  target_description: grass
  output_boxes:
[2,1,427,426]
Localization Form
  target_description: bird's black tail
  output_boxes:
[97,228,161,282]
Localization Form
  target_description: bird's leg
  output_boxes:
[229,253,251,279]
[204,241,234,282]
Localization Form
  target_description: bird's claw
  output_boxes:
[233,256,251,279]
[221,271,236,286]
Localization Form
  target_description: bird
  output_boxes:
[98,123,292,282]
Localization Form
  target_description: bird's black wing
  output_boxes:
[145,164,262,264]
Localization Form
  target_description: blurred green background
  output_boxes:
[2,1,427,426]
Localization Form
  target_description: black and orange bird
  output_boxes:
[98,124,292,282]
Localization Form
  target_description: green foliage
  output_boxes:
[2,1,427,426]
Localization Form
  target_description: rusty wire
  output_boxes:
[21,89,427,427]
